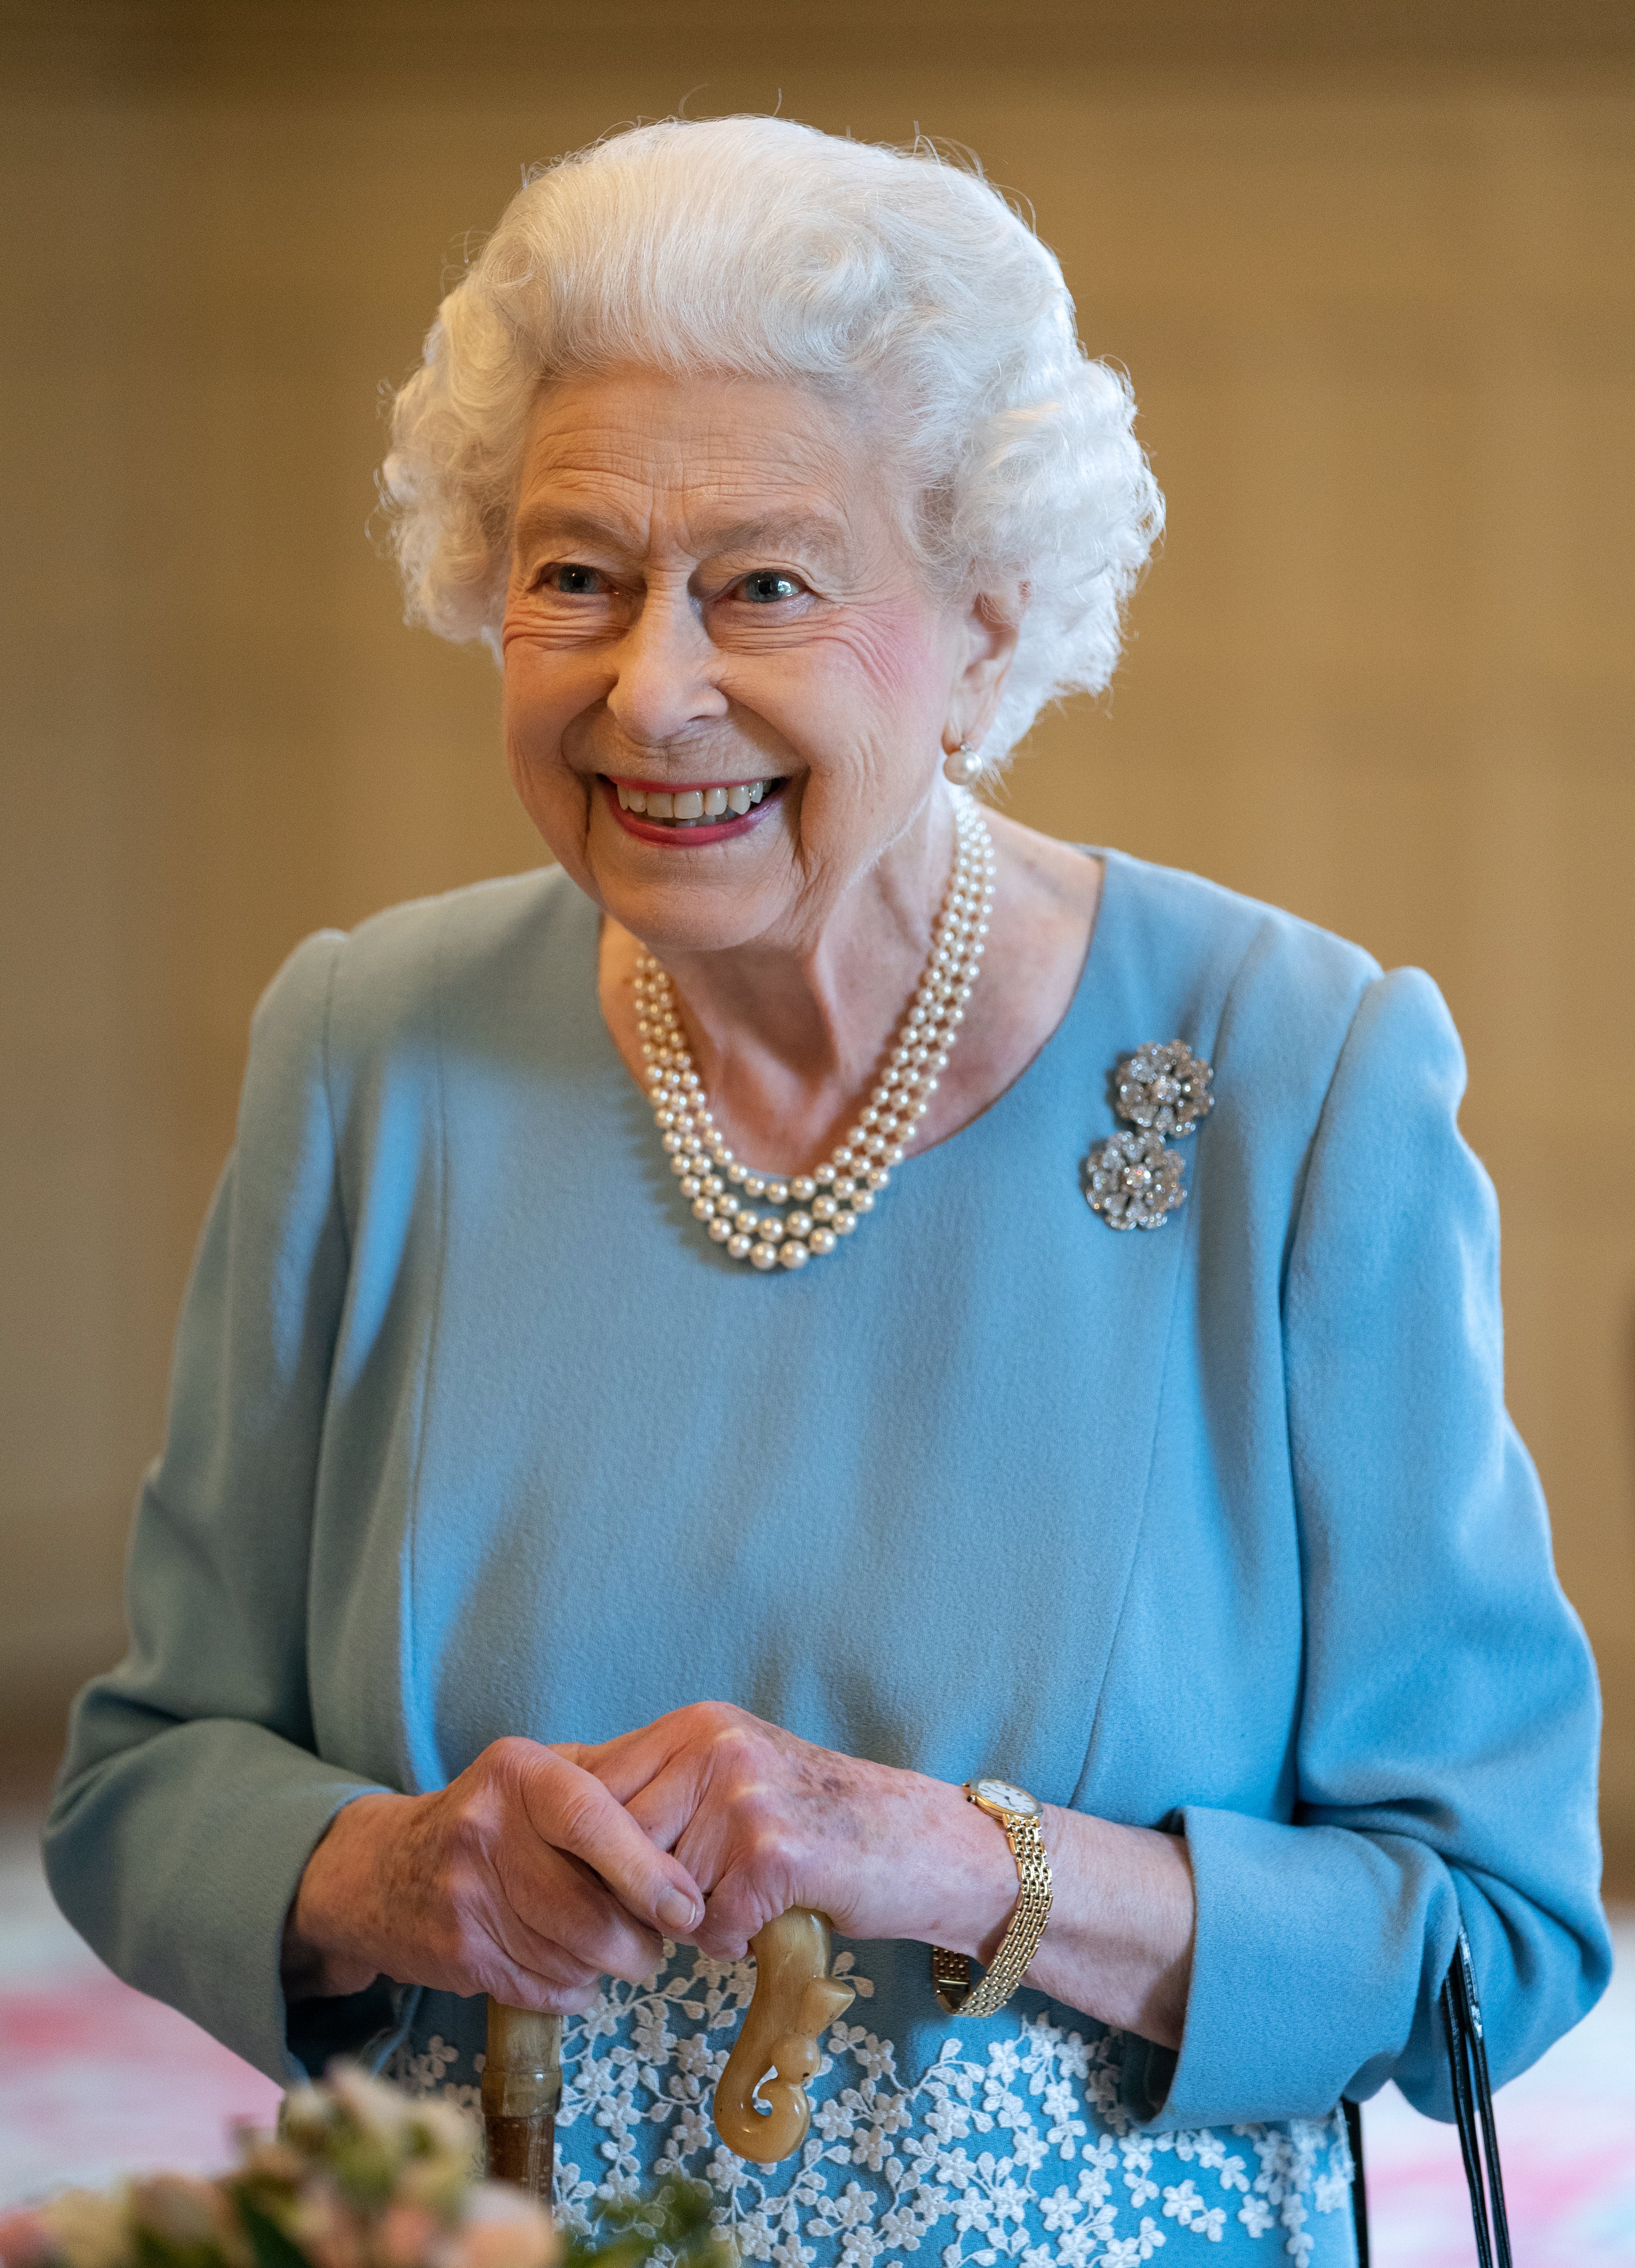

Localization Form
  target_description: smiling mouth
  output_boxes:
[610,776,782,826]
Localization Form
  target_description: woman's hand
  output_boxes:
[281,1736,706,2012]
[564,1702,1197,2050]
[558,1703,1018,1962]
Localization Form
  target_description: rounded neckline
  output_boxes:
[585,845,1117,1181]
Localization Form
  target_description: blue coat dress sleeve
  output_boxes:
[1162,966,1611,2127]
[41,930,396,2087]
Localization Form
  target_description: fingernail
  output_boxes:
[658,1888,700,1932]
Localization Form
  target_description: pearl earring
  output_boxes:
[944,740,983,786]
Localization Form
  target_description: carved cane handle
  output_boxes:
[713,1906,856,2164]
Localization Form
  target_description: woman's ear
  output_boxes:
[946,578,1026,753]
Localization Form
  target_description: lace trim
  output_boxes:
[389,1946,1353,2265]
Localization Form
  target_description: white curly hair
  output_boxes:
[382,116,1163,764]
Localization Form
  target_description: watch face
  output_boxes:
[973,1777,1041,1818]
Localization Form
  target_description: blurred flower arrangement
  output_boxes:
[0,2068,731,2268]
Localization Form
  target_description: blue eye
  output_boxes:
[551,564,602,594]
[739,572,803,604]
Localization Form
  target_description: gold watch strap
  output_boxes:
[931,1799,1053,2019]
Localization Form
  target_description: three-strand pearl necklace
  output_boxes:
[635,796,996,1271]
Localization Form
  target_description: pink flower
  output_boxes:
[377,2207,441,2268]
[0,2209,61,2268]
[448,2188,560,2268]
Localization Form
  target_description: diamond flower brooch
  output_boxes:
[1083,1039,1214,1230]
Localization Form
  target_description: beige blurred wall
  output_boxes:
[4,5,1633,1872]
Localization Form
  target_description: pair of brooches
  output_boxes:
[1083,1039,1213,1230]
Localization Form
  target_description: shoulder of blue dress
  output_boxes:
[317,863,590,1053]
[1094,845,1385,1050]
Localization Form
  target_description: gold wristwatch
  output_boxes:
[931,1777,1054,2019]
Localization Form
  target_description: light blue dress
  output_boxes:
[45,850,1609,2268]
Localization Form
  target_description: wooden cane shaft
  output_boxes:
[483,1999,562,2199]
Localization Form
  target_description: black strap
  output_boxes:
[1440,1924,1513,2268]
[1342,2097,1369,2268]
[1345,1925,1510,2268]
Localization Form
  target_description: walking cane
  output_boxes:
[482,2000,562,2197]
[713,1908,855,2163]
[482,1905,853,2193]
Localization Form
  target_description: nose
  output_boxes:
[605,582,728,746]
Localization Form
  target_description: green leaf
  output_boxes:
[234,2200,315,2268]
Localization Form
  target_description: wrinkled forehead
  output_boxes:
[510,364,904,564]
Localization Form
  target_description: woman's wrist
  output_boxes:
[1025,1806,1195,2049]
[912,1774,1025,1960]
[282,1791,411,2000]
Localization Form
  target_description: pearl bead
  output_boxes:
[851,1189,875,1213]
[708,1218,732,1243]
[743,1176,765,1198]
[834,1176,856,1198]
[791,1177,816,1201]
[680,1176,701,1198]
[807,1227,836,1256]
[832,1210,857,1235]
[669,1155,692,1177]
[761,1215,786,1242]
[691,1196,714,1219]
[705,1175,725,1196]
[734,1210,758,1234]
[727,1163,747,1183]
[777,1240,810,1269]
[867,1168,890,1191]
[766,1182,789,1205]
[811,1194,837,1219]
[787,1211,814,1238]
[884,1146,905,1167]
[750,1242,778,1271]
[815,1163,836,1185]
[727,1232,752,1258]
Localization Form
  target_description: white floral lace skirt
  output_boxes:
[389,1943,1358,2267]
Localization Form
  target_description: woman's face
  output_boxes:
[500,367,1013,957]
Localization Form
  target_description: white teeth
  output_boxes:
[618,777,773,823]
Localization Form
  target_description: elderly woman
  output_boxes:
[47,117,1606,2264]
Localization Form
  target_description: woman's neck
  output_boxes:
[597,811,1103,1178]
